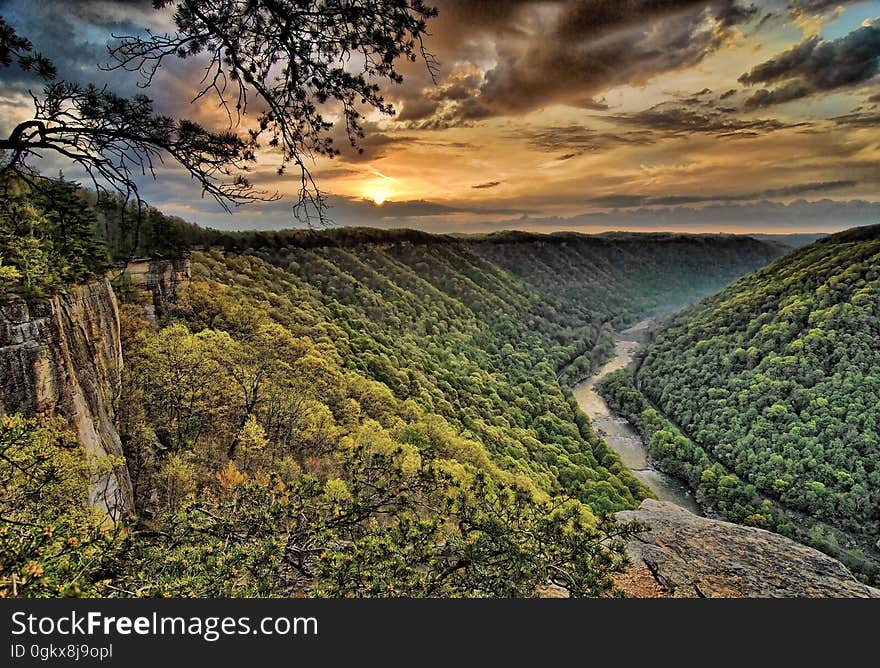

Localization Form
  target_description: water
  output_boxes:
[572,320,703,514]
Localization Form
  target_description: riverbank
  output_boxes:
[572,320,702,514]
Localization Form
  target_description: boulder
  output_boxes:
[616,499,880,598]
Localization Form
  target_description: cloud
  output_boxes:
[472,181,502,189]
[517,124,655,154]
[0,0,236,134]
[740,22,880,109]
[339,199,880,235]
[492,199,880,233]
[606,99,807,137]
[396,1,764,126]
[327,197,536,222]
[587,180,858,208]
[1,0,158,88]
[324,121,419,163]
[786,1,857,18]
[830,109,880,128]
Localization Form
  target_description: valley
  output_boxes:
[2,183,878,595]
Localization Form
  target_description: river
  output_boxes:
[573,320,703,514]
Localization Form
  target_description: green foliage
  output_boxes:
[1,209,783,596]
[625,226,880,582]
[0,258,20,290]
[0,415,122,597]
[115,262,643,595]
[177,243,656,510]
[93,192,195,261]
[0,174,208,296]
[472,231,782,384]
[0,175,108,295]
[115,445,638,598]
[600,368,782,530]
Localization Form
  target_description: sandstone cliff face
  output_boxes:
[122,257,190,324]
[617,500,880,598]
[0,280,133,517]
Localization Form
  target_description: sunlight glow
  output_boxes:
[363,181,394,206]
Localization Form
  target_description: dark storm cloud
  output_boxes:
[395,65,486,126]
[2,0,833,137]
[606,100,807,136]
[1,0,156,87]
[713,0,761,26]
[588,180,858,208]
[399,0,764,126]
[0,0,212,132]
[740,22,880,109]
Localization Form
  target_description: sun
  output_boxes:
[366,187,391,205]
[362,179,394,206]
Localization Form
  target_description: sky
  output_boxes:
[1,0,880,234]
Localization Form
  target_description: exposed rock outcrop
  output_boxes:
[617,499,880,598]
[0,280,133,517]
[121,257,190,324]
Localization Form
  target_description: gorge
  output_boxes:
[4,217,879,597]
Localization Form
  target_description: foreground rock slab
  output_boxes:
[616,499,880,598]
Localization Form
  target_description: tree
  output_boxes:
[0,192,61,295]
[0,21,256,219]
[0,2,438,224]
[0,415,122,597]
[0,258,20,291]
[35,176,109,282]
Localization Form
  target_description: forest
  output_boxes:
[0,176,785,596]
[611,226,880,583]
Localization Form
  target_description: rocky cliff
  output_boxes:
[0,280,133,517]
[121,257,190,324]
[616,500,880,598]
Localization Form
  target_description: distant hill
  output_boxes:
[751,232,828,249]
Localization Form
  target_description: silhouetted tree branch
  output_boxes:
[0,82,262,209]
[107,0,438,223]
[0,16,272,254]
[0,1,438,225]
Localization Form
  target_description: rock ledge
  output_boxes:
[616,499,880,598]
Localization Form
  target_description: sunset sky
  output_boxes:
[2,0,880,233]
